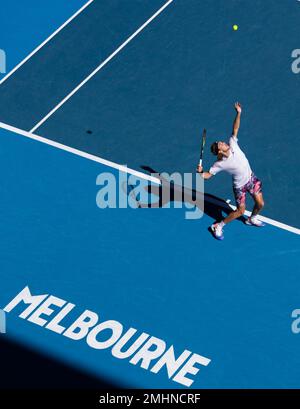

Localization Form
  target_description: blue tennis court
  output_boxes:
[0,0,300,389]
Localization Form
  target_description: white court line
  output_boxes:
[0,120,300,236]
[0,121,160,184]
[226,203,300,235]
[30,0,174,133]
[0,0,95,86]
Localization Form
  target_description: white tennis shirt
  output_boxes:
[209,136,252,188]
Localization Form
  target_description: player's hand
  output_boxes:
[234,102,242,113]
[196,164,203,173]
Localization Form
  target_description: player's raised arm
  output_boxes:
[232,102,242,137]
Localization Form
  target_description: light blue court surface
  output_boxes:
[0,0,300,389]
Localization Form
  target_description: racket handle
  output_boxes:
[199,159,203,167]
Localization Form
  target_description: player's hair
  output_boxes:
[210,142,219,156]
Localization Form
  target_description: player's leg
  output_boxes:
[245,174,265,227]
[223,183,247,224]
[211,185,246,240]
[251,192,264,217]
[223,204,246,224]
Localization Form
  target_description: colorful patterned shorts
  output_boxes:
[233,173,262,207]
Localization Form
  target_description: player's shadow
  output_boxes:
[136,165,246,224]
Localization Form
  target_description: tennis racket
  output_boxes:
[198,128,206,166]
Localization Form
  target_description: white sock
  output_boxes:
[219,221,225,228]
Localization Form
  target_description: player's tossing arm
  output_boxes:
[232,102,242,137]
[196,165,213,179]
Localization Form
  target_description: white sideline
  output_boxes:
[0,0,95,86]
[0,120,299,236]
[29,0,174,133]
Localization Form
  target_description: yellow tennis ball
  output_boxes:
[233,24,238,31]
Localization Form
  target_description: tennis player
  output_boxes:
[197,102,265,240]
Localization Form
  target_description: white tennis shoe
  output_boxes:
[245,215,265,227]
[211,223,224,240]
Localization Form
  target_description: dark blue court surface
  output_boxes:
[0,0,300,389]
